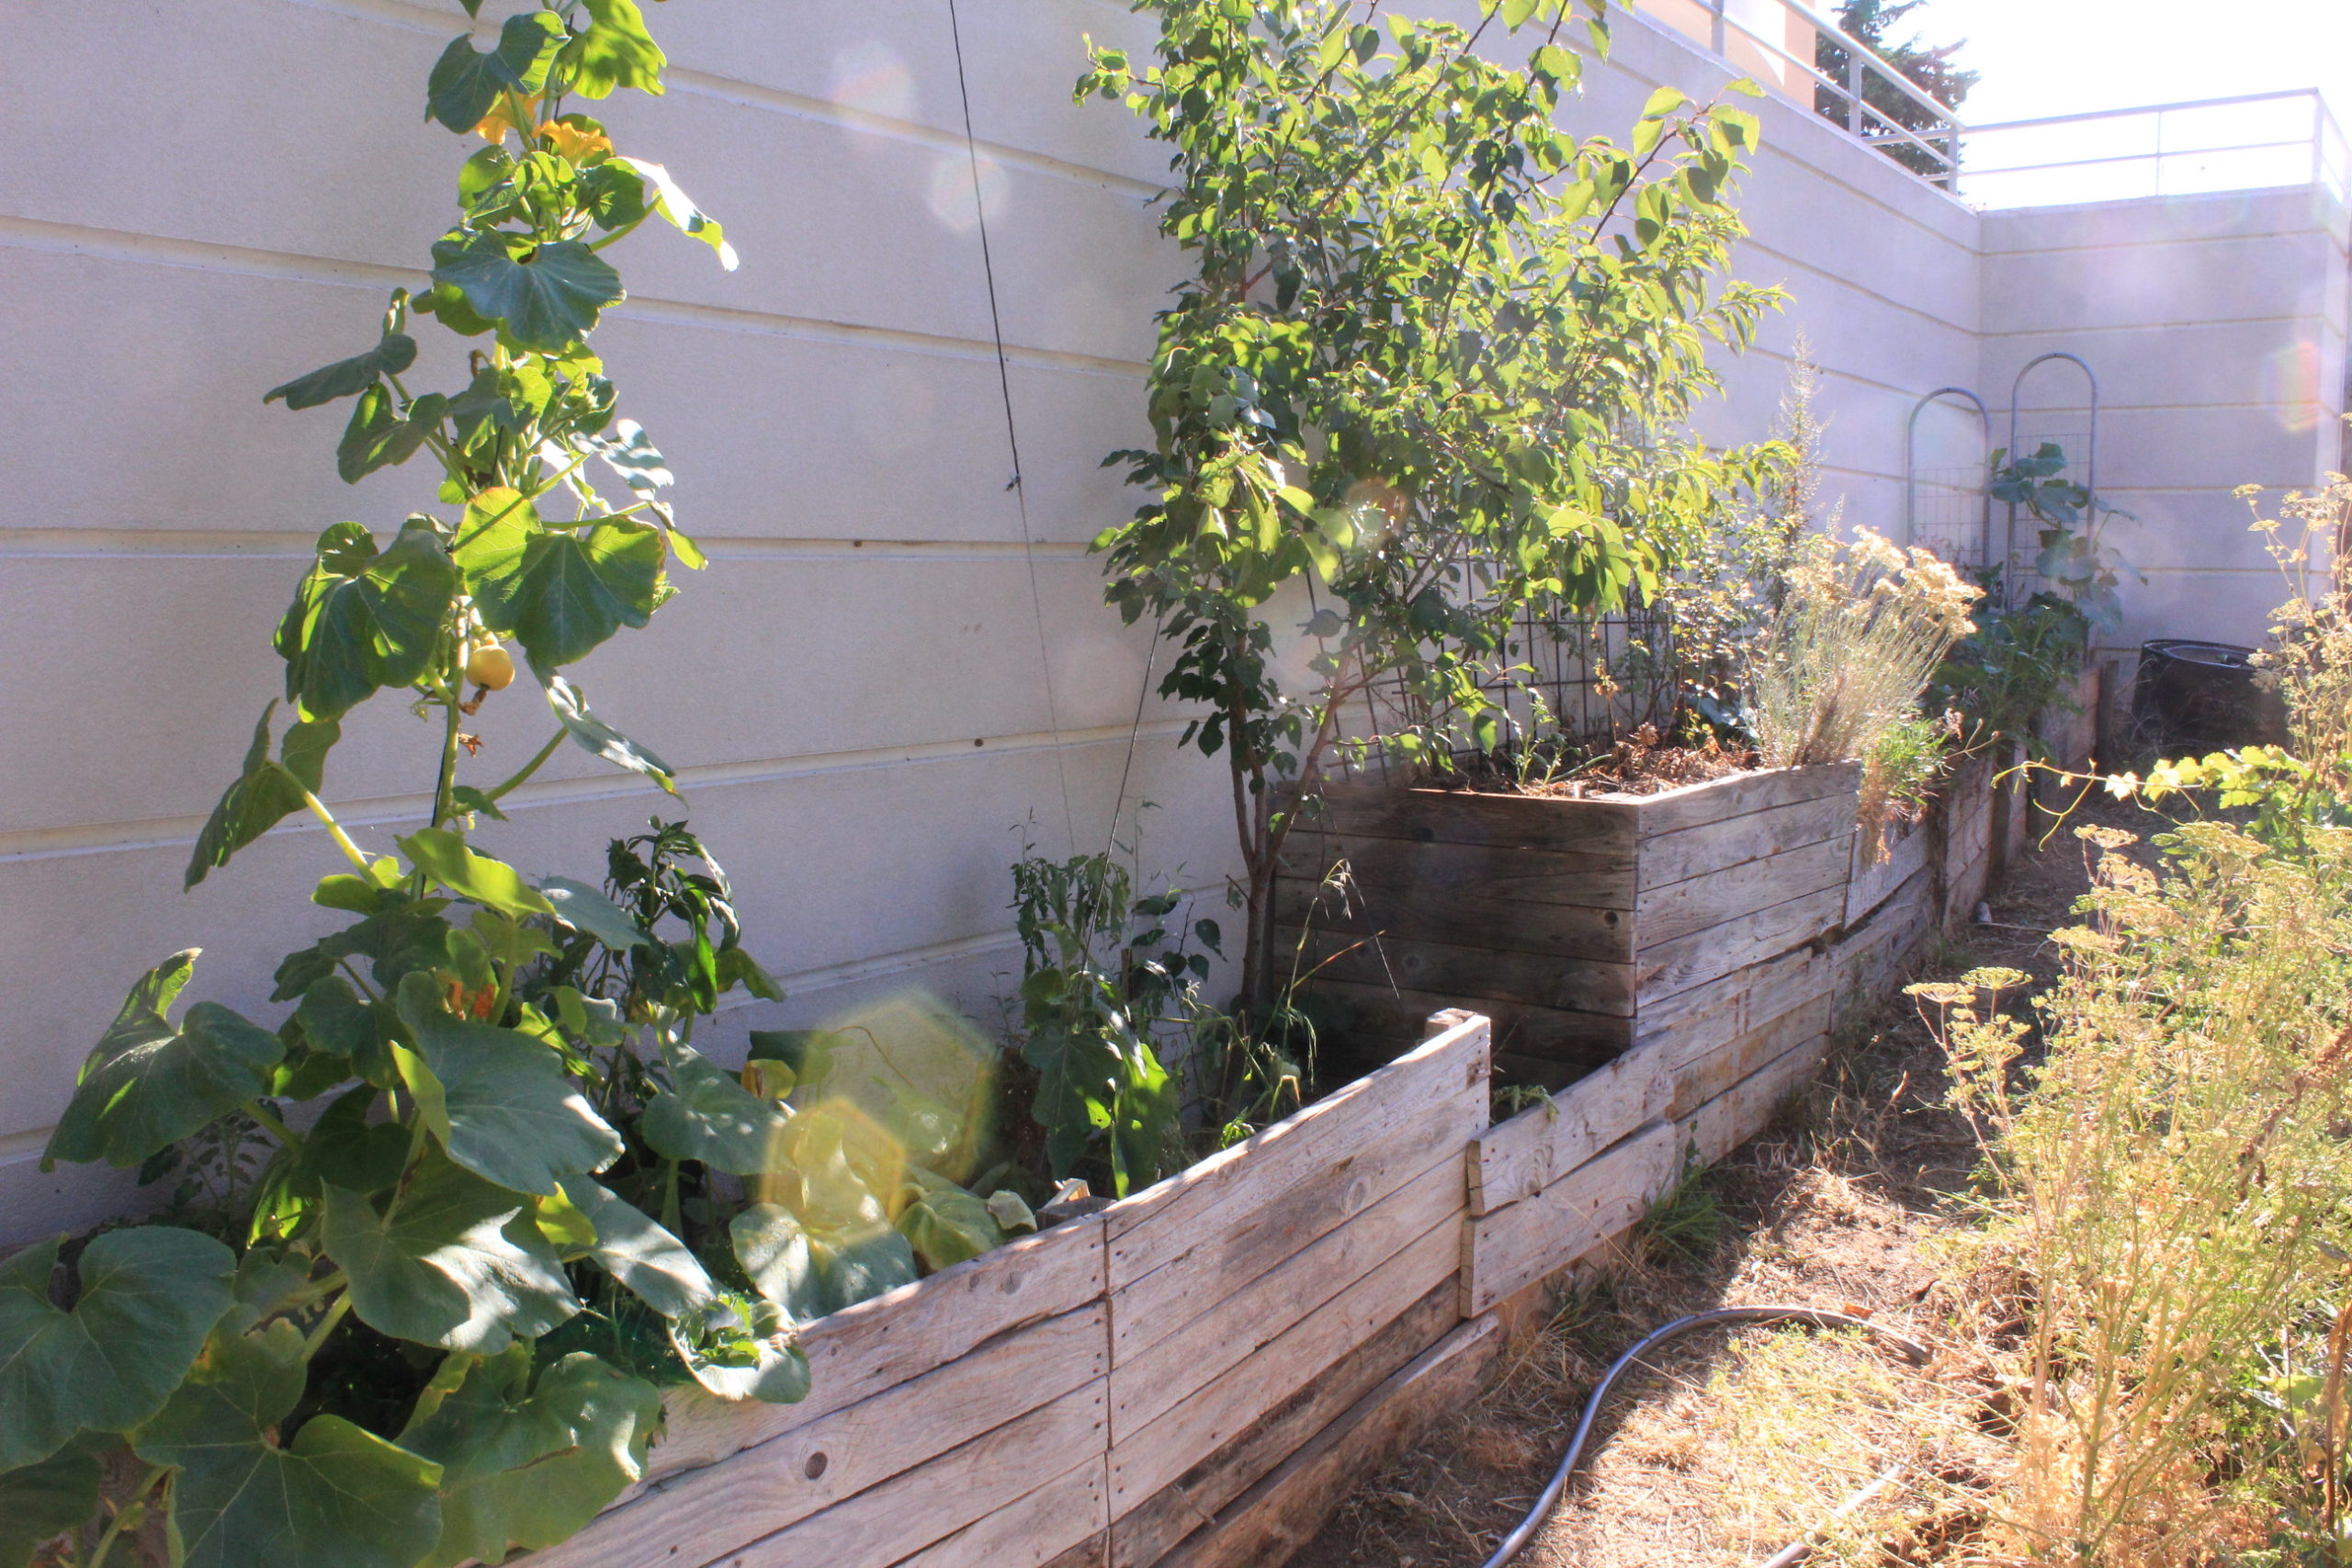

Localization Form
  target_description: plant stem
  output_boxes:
[302,792,375,876]
[241,1099,302,1151]
[301,1293,355,1361]
[432,689,465,830]
[487,728,568,802]
[85,1467,166,1568]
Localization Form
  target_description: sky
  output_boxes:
[1901,0,2352,127]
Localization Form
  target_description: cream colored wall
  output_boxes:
[1980,186,2352,654]
[0,0,2335,1243]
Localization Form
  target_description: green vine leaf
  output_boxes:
[896,1181,1008,1272]
[429,231,624,354]
[540,875,650,951]
[562,0,668,101]
[133,1317,445,1568]
[392,974,625,1196]
[731,1202,917,1320]
[544,674,678,793]
[638,1041,792,1175]
[427,11,566,133]
[322,1149,580,1353]
[615,157,738,270]
[556,1175,715,1318]
[666,1289,811,1404]
[276,519,462,722]
[397,829,555,919]
[43,952,284,1170]
[264,333,419,411]
[0,1434,111,1568]
[186,703,344,888]
[0,1229,237,1472]
[339,386,447,484]
[399,1347,662,1568]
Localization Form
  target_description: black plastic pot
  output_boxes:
[2133,639,2285,748]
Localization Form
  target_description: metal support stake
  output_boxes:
[1847,48,1863,134]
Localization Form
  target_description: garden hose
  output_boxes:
[1476,1305,1935,1568]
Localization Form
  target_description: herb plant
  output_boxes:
[1079,0,1781,1027]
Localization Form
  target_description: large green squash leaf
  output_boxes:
[638,1042,792,1175]
[186,703,344,888]
[133,1317,444,1568]
[399,1347,662,1568]
[562,0,667,99]
[322,1150,579,1354]
[393,973,623,1195]
[556,1175,714,1318]
[0,1434,111,1568]
[468,520,664,672]
[396,829,553,919]
[896,1180,1007,1273]
[665,1289,810,1405]
[731,1202,918,1322]
[427,11,564,132]
[43,952,283,1170]
[275,520,460,723]
[430,231,624,355]
[264,332,419,411]
[0,1228,236,1472]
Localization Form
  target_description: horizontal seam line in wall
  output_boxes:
[0,718,1192,863]
[1980,223,2335,260]
[1977,312,2313,338]
[0,531,1097,561]
[0,216,1150,378]
[277,0,1166,200]
[0,924,1034,1159]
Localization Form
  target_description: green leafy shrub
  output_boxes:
[1990,441,2137,638]
[1079,0,1781,1027]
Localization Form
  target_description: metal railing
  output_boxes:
[1958,89,2351,209]
[1636,0,1962,189]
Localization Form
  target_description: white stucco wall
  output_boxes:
[1980,186,2352,653]
[1,0,2339,1243]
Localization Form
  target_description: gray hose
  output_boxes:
[1476,1305,1934,1568]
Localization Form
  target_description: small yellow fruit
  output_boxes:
[466,639,516,692]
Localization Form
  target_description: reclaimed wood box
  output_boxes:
[526,1017,1498,1568]
[1279,763,1862,1095]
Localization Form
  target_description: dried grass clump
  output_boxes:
[1747,529,1979,773]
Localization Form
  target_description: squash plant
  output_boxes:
[1079,0,1783,1029]
[5,7,1016,1566]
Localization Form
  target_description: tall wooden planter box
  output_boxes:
[1278,764,1862,1098]
[525,1017,1498,1568]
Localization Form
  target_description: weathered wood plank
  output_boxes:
[1680,1032,1836,1168]
[1277,832,1637,912]
[1634,886,1849,1007]
[1306,979,1631,1077]
[1664,993,1832,1121]
[1108,1214,1464,1513]
[529,1305,1110,1568]
[1310,782,1639,855]
[1833,866,1937,1029]
[1107,1280,1460,1568]
[1639,791,1859,890]
[722,1379,1109,1568]
[1273,867,1634,963]
[1636,833,1854,950]
[1112,1151,1465,1431]
[1630,939,1829,1054]
[641,1213,1107,1485]
[1461,1121,1679,1316]
[1468,1047,1673,1216]
[1847,816,1931,928]
[1103,1014,1488,1279]
[1149,1314,1507,1568]
[1294,930,1637,1016]
[1628,762,1861,840]
[894,1456,1110,1568]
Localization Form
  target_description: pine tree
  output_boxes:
[1816,0,1979,181]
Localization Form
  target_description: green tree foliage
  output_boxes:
[1815,0,1977,179]
[1079,0,1781,1021]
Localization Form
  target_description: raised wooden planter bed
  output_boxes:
[1279,763,1863,1093]
[531,1016,1497,1568]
